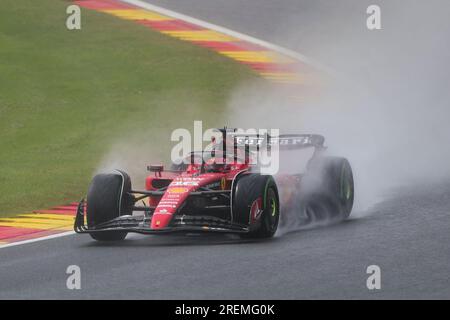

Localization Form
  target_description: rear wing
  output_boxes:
[216,128,325,150]
[233,134,325,149]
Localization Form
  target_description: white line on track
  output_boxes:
[0,231,76,249]
[119,0,331,73]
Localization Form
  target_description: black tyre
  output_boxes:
[86,170,133,241]
[233,174,280,238]
[302,156,354,221]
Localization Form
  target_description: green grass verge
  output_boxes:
[0,0,257,216]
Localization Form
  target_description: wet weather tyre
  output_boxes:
[302,157,354,221]
[233,174,280,239]
[86,170,133,241]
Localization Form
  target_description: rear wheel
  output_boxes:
[233,174,280,239]
[86,170,133,241]
[301,157,354,222]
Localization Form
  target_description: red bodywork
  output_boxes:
[74,131,328,237]
[145,161,248,229]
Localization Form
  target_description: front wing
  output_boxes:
[73,201,250,235]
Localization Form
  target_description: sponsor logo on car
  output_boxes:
[159,201,178,205]
[221,177,226,190]
[168,187,188,194]
[172,181,199,186]
[235,135,311,146]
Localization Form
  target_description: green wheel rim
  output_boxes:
[270,197,277,217]
[340,165,352,200]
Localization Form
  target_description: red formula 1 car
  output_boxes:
[74,128,354,241]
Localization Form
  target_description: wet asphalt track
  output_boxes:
[1,181,450,299]
[1,0,450,299]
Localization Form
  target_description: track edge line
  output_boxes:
[119,0,332,73]
[0,231,76,249]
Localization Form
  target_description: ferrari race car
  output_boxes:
[74,128,354,241]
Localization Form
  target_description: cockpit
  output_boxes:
[171,151,248,173]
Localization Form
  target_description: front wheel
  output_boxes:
[86,170,133,241]
[233,174,280,239]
